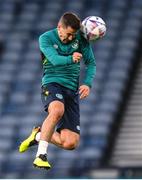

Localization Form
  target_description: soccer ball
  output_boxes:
[81,16,106,42]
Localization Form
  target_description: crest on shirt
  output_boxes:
[71,40,79,49]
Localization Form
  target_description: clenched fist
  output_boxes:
[72,52,82,63]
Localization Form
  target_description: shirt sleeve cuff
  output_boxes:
[83,82,92,88]
[67,55,73,64]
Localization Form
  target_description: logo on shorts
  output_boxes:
[76,125,80,131]
[44,91,49,96]
[56,93,63,99]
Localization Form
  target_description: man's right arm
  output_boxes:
[39,32,73,66]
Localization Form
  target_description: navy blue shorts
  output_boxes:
[41,82,80,134]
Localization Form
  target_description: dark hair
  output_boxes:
[60,12,81,30]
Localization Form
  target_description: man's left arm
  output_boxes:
[79,42,96,99]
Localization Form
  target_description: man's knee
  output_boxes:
[60,129,80,150]
[51,108,64,119]
[62,133,80,150]
[48,101,64,120]
[63,140,79,150]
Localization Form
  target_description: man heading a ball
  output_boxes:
[19,12,96,170]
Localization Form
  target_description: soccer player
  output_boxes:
[19,12,96,170]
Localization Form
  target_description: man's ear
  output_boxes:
[58,22,61,28]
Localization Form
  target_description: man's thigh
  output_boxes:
[56,88,80,134]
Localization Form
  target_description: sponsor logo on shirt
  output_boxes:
[53,44,58,49]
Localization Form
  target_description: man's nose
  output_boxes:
[68,35,73,41]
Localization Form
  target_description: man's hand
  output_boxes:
[72,52,82,63]
[79,85,90,99]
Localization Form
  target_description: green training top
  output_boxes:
[39,28,96,91]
